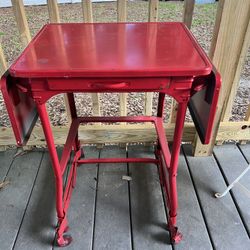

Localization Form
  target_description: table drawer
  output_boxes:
[46,77,170,92]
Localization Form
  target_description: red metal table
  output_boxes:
[0,22,221,246]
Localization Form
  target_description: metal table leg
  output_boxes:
[167,101,187,243]
[155,100,188,244]
[37,103,73,247]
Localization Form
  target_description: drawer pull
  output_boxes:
[90,82,129,89]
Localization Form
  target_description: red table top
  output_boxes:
[10,22,212,78]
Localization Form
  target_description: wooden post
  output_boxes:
[0,43,7,76]
[47,0,60,22]
[193,0,250,156]
[222,18,250,121]
[145,0,158,116]
[82,0,93,23]
[11,0,31,46]
[183,0,195,29]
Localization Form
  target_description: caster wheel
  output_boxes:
[57,234,72,247]
[171,231,183,244]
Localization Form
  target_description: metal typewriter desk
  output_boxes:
[1,22,221,246]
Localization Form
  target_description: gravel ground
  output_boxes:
[0,1,249,127]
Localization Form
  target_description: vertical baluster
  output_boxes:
[145,0,158,116]
[183,0,195,29]
[169,0,195,123]
[117,0,127,116]
[0,43,7,76]
[47,0,60,22]
[11,0,31,46]
[82,0,93,23]
[82,0,101,116]
[47,0,72,123]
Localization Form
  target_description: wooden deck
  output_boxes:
[0,143,249,250]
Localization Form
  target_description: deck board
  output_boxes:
[175,148,213,250]
[128,145,171,250]
[0,144,250,249]
[213,144,250,237]
[0,149,44,250]
[239,144,250,163]
[0,149,16,180]
[93,146,132,250]
[183,144,250,249]
[60,147,99,250]
[14,151,56,250]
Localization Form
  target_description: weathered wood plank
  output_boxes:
[81,0,100,117]
[209,0,224,60]
[175,148,212,250]
[245,104,250,122]
[148,0,158,22]
[0,150,16,196]
[213,144,250,236]
[117,0,127,116]
[215,121,250,142]
[0,149,44,250]
[91,93,101,116]
[13,150,56,250]
[0,149,15,180]
[144,93,153,116]
[11,0,31,46]
[0,43,7,76]
[120,93,127,116]
[222,19,250,121]
[128,145,171,249]
[46,1,73,124]
[82,0,93,23]
[239,143,250,162]
[169,99,178,123]
[1,121,249,146]
[183,144,250,249]
[145,0,159,116]
[193,0,250,156]
[93,146,132,250]
[194,119,250,155]
[117,0,127,22]
[47,0,60,23]
[183,0,195,29]
[61,147,99,250]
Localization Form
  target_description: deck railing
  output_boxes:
[0,0,249,156]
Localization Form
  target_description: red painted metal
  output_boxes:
[0,73,38,146]
[77,158,159,164]
[10,23,212,78]
[0,22,221,246]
